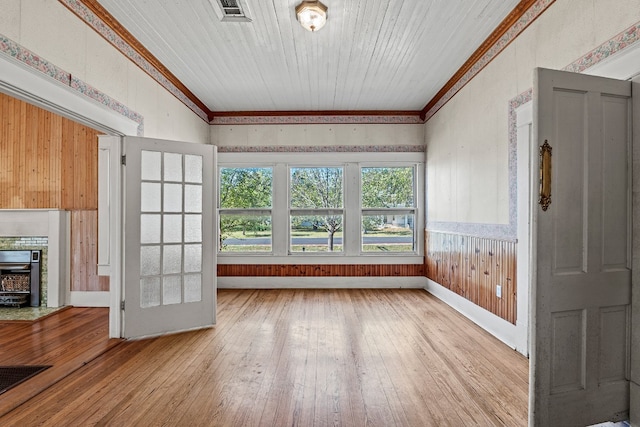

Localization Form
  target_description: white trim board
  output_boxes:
[69,291,110,307]
[425,278,526,355]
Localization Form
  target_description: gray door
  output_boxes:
[530,68,632,425]
[123,136,216,339]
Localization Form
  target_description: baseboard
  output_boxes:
[425,278,527,355]
[218,276,428,289]
[68,291,110,307]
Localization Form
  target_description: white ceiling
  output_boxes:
[96,0,519,113]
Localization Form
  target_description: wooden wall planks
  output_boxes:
[218,263,425,277]
[425,230,517,324]
[0,92,101,210]
[71,211,109,292]
[0,93,106,292]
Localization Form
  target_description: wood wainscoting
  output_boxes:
[218,263,425,277]
[425,230,517,324]
[71,210,109,292]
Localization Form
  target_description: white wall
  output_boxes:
[425,0,640,225]
[0,0,209,143]
[211,123,424,148]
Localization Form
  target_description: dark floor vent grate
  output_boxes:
[0,365,51,394]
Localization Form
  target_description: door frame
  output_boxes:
[98,135,125,338]
[631,75,640,423]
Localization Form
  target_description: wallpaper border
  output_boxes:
[0,32,144,136]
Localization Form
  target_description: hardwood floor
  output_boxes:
[0,307,122,417]
[0,289,529,426]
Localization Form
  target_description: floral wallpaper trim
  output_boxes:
[60,0,209,122]
[0,35,70,85]
[0,33,144,136]
[218,145,425,153]
[422,0,554,123]
[564,22,640,73]
[211,115,423,125]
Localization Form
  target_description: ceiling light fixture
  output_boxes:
[295,1,328,32]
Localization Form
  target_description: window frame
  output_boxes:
[217,152,424,264]
[359,165,418,253]
[217,165,274,254]
[288,164,345,255]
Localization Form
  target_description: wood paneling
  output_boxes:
[218,263,425,277]
[0,290,528,425]
[71,210,109,292]
[425,230,517,324]
[0,92,101,210]
[1,93,104,292]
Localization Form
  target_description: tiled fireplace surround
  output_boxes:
[0,210,68,307]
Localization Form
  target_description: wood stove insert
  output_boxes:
[0,250,41,307]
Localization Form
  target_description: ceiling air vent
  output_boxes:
[212,0,252,22]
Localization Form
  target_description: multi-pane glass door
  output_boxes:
[123,137,215,339]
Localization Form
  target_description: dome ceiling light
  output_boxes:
[295,1,328,32]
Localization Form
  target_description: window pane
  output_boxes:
[164,153,183,182]
[140,245,161,276]
[220,214,272,252]
[361,167,414,208]
[184,244,202,272]
[185,154,202,183]
[184,274,202,303]
[290,167,343,208]
[185,184,202,213]
[290,215,343,253]
[220,167,272,208]
[163,275,182,305]
[140,214,161,244]
[140,182,161,212]
[164,184,183,212]
[141,150,161,181]
[163,245,182,274]
[185,214,202,243]
[163,214,182,243]
[362,214,415,252]
[140,277,161,308]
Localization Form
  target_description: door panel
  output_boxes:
[123,136,216,339]
[531,68,631,426]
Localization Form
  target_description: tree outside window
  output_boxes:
[290,167,343,252]
[219,167,272,252]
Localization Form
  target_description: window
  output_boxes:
[361,167,416,253]
[218,167,272,252]
[290,167,344,252]
[217,152,423,261]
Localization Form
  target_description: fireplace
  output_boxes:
[0,209,68,307]
[0,250,41,307]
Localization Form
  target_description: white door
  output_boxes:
[122,136,216,339]
[530,68,632,425]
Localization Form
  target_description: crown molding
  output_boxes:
[62,0,553,125]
